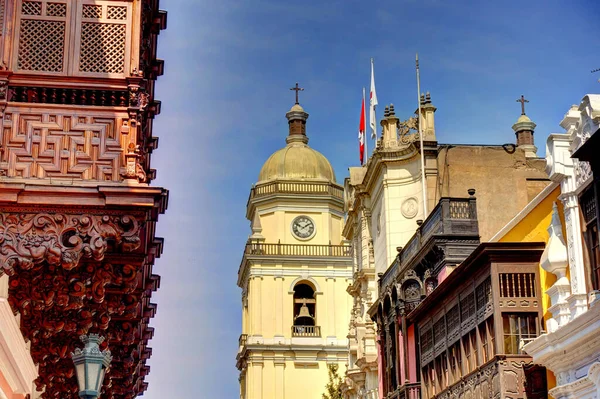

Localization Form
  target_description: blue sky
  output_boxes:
[145,1,599,397]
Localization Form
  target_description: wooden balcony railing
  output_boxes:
[291,325,321,337]
[249,181,344,203]
[380,196,479,289]
[238,334,248,352]
[245,242,351,258]
[397,383,421,399]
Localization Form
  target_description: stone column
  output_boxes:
[546,132,588,318]
[560,190,589,318]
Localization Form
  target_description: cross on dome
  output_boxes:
[516,95,529,115]
[290,82,304,104]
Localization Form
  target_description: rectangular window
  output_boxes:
[480,318,494,363]
[460,292,475,322]
[448,341,462,383]
[476,277,492,309]
[462,332,477,374]
[503,313,538,354]
[14,0,131,77]
[581,185,600,290]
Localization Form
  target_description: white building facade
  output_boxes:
[525,94,600,399]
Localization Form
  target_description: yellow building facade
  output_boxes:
[237,102,353,398]
[490,182,562,392]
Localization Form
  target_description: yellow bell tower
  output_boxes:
[237,93,353,399]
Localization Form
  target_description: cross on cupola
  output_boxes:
[290,82,304,104]
[516,95,529,115]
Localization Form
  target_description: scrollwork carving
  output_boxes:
[0,212,142,275]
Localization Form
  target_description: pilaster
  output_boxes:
[547,132,589,318]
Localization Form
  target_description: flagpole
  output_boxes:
[363,86,367,163]
[371,58,376,146]
[416,53,429,217]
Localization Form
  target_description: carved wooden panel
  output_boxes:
[0,108,130,181]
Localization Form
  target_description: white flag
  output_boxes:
[369,58,378,139]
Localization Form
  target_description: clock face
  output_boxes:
[292,216,315,239]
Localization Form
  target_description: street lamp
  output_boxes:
[71,334,113,399]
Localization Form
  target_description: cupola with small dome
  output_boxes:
[258,101,336,183]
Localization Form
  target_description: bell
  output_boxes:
[295,303,313,320]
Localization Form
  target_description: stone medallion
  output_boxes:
[401,197,418,219]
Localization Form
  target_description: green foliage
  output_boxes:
[322,363,344,399]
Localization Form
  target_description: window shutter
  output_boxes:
[73,1,131,77]
[14,0,70,74]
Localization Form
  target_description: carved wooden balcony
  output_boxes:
[395,383,421,399]
[238,333,248,352]
[380,196,479,290]
[430,355,546,399]
[245,242,351,258]
[291,325,321,337]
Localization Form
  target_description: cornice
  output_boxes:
[237,258,352,288]
[524,305,600,371]
[361,145,420,194]
[0,181,168,215]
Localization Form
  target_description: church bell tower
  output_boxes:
[236,90,353,399]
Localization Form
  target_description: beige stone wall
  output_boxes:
[435,145,549,241]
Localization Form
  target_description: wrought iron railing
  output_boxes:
[380,196,478,289]
[249,181,344,202]
[245,242,351,257]
[291,325,321,337]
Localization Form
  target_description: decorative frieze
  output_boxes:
[0,209,143,275]
[0,109,133,181]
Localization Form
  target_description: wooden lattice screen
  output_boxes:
[14,0,131,77]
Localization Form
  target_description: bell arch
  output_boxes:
[292,282,316,326]
[287,276,322,294]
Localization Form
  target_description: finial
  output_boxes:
[425,92,431,103]
[592,68,600,83]
[389,104,395,116]
[384,105,390,117]
[420,93,425,105]
[516,95,529,115]
[290,82,304,105]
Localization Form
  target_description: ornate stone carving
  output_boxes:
[398,116,419,144]
[0,211,142,275]
[401,197,419,219]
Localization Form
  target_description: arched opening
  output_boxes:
[293,283,316,326]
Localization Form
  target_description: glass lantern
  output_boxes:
[71,334,113,399]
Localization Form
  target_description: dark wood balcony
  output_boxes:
[245,242,351,258]
[238,333,248,349]
[398,383,421,399]
[380,196,479,289]
[291,325,321,337]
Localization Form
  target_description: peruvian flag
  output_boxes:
[359,88,366,165]
[370,58,378,139]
